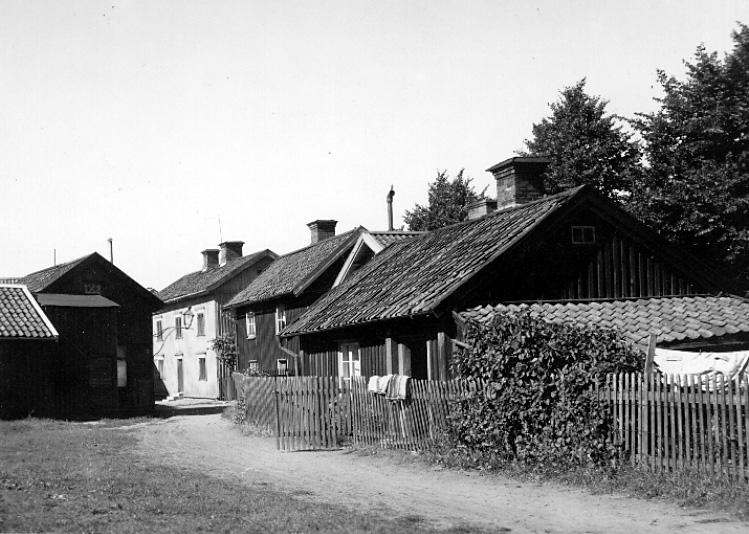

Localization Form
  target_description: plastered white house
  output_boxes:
[154,242,276,399]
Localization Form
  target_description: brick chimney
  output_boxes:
[201,249,220,271]
[467,199,498,220]
[219,241,244,266]
[307,220,337,245]
[486,157,551,209]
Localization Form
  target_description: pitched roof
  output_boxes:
[459,295,749,348]
[0,284,58,339]
[282,188,582,336]
[368,230,423,248]
[158,249,277,304]
[21,255,89,292]
[226,229,362,308]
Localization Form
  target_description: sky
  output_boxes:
[1,1,747,291]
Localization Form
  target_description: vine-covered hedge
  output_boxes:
[451,311,643,469]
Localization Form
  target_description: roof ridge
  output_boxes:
[275,227,362,259]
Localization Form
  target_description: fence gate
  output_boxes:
[275,376,347,451]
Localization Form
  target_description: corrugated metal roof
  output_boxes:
[459,295,749,348]
[0,285,58,339]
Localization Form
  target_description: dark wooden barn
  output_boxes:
[0,284,59,419]
[280,158,741,382]
[6,252,163,418]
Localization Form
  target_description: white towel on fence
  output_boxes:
[377,374,393,395]
[367,375,380,393]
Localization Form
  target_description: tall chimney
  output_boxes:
[386,186,395,231]
[218,241,244,266]
[307,220,337,245]
[486,157,551,209]
[202,249,220,271]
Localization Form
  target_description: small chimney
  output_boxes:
[201,249,220,271]
[218,241,244,266]
[386,186,395,231]
[486,157,551,209]
[467,199,498,220]
[307,220,337,245]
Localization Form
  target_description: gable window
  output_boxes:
[246,312,257,339]
[156,320,163,341]
[275,305,287,335]
[196,312,205,337]
[198,355,207,381]
[84,282,102,294]
[571,225,596,245]
[175,316,183,339]
[338,342,361,384]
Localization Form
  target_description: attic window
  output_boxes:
[571,226,595,245]
[84,282,102,294]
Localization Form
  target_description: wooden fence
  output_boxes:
[599,373,749,481]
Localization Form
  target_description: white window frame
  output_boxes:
[248,360,259,374]
[198,354,207,381]
[246,312,257,339]
[156,319,163,341]
[156,357,164,378]
[275,305,287,335]
[277,358,288,375]
[196,311,205,337]
[338,341,361,385]
[175,316,183,339]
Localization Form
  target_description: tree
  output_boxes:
[522,79,642,201]
[631,24,749,290]
[404,169,486,231]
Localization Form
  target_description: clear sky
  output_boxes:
[1,1,746,291]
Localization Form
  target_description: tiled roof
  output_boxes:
[459,295,749,348]
[0,285,58,339]
[368,230,423,248]
[226,229,361,308]
[158,249,276,304]
[282,188,581,336]
[21,255,89,292]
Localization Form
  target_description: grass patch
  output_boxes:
[0,418,484,534]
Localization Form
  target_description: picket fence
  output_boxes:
[598,372,749,481]
[237,372,749,482]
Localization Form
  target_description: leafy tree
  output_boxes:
[631,24,749,289]
[404,169,486,231]
[522,79,642,201]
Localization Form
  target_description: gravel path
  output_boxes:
[133,414,748,533]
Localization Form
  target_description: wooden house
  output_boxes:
[8,252,163,418]
[154,243,277,399]
[0,284,59,419]
[280,157,743,382]
[225,221,368,375]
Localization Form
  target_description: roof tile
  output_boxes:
[0,285,57,339]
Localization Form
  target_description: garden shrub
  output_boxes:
[451,311,643,470]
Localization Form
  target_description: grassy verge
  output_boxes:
[0,418,482,534]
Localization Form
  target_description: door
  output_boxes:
[177,358,184,394]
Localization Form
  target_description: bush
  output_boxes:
[451,311,643,470]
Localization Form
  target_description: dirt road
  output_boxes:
[133,414,748,533]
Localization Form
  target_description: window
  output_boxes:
[156,320,163,341]
[198,355,207,381]
[84,282,102,294]
[246,312,256,339]
[156,358,164,378]
[196,312,205,336]
[275,305,287,335]
[277,359,288,375]
[571,225,596,245]
[338,342,361,384]
[248,360,259,374]
[175,316,183,339]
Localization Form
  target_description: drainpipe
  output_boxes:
[386,186,395,231]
